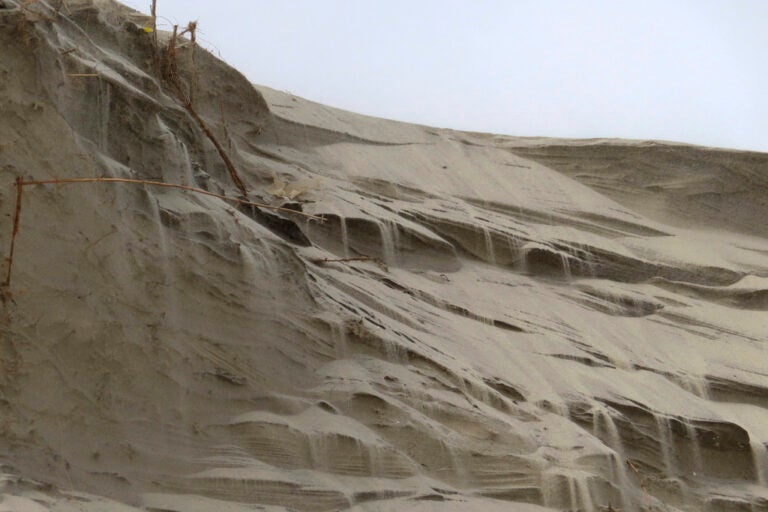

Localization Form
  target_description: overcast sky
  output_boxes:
[122,0,768,152]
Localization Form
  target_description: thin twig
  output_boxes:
[84,225,117,250]
[19,0,54,21]
[219,98,232,150]
[166,24,178,81]
[150,0,159,75]
[626,460,652,510]
[67,73,99,77]
[2,177,323,290]
[20,177,324,221]
[4,177,24,287]
[311,256,376,265]
[55,0,70,15]
[180,21,198,105]
[189,21,197,90]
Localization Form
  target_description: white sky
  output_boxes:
[121,0,768,152]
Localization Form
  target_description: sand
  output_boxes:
[1,1,768,511]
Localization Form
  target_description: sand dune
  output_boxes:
[1,1,768,511]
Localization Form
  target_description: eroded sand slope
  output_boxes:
[1,1,768,511]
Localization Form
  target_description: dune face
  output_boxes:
[2,2,768,511]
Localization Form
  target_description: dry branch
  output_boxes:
[20,177,324,221]
[183,104,248,196]
[2,176,323,290]
[626,460,652,510]
[180,21,198,104]
[55,0,70,15]
[161,22,248,197]
[150,0,159,75]
[67,73,99,77]
[4,177,24,287]
[311,256,376,265]
[19,0,54,21]
[218,98,233,150]
[165,24,178,82]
